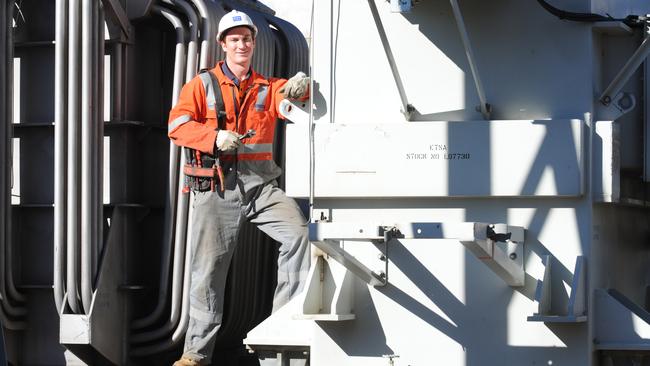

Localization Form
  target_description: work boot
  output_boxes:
[172,357,200,366]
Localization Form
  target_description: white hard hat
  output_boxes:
[217,10,258,41]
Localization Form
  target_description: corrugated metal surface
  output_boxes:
[264,13,309,76]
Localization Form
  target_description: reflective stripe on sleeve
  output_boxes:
[199,72,216,110]
[168,114,192,132]
[254,85,268,111]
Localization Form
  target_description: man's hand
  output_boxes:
[279,72,310,100]
[216,130,242,151]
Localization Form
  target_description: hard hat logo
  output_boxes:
[217,10,258,41]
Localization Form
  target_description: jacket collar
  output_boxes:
[215,61,269,87]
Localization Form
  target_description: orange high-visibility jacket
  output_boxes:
[168,61,290,189]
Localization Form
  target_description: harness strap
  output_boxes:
[205,70,227,128]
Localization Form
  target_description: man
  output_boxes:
[168,10,311,366]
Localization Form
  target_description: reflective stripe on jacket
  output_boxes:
[168,61,290,191]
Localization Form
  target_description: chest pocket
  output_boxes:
[242,84,273,140]
[246,110,275,142]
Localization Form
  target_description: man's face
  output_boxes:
[220,26,255,66]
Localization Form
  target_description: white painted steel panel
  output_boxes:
[286,119,584,198]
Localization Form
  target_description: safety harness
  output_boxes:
[182,69,271,192]
[183,70,227,193]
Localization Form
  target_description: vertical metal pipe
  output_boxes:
[204,1,223,66]
[130,199,192,355]
[189,0,211,69]
[80,0,95,314]
[131,0,201,344]
[164,0,199,82]
[54,0,68,314]
[96,0,105,281]
[90,0,98,282]
[171,220,192,342]
[67,0,82,313]
[131,5,186,332]
[91,0,99,287]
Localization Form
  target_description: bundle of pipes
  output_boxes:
[54,0,105,315]
[129,1,309,358]
[130,0,223,356]
[0,0,27,331]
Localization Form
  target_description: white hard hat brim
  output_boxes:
[217,24,258,41]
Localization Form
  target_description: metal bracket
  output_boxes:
[309,221,525,287]
[278,99,310,124]
[527,255,587,323]
[599,25,650,112]
[310,239,387,287]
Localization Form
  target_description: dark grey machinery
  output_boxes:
[2,0,308,364]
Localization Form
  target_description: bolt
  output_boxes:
[602,95,611,105]
[509,252,517,260]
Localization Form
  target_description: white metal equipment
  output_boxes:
[245,1,650,366]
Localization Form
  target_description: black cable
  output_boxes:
[536,0,644,28]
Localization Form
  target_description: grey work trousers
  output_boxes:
[182,182,310,364]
